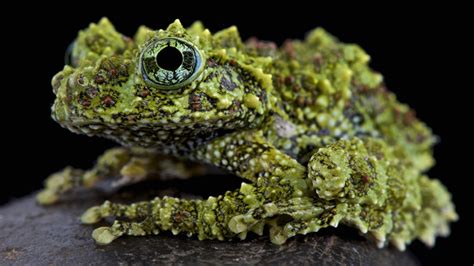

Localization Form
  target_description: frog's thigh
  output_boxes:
[301,137,393,245]
[306,137,391,200]
[304,137,457,250]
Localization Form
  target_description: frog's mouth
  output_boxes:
[53,110,235,149]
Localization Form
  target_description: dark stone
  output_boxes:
[0,189,417,265]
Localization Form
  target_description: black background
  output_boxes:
[2,2,470,264]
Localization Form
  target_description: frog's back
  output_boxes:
[247,28,434,169]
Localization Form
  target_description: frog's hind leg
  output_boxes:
[304,137,458,250]
[37,147,205,205]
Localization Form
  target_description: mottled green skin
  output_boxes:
[38,18,457,250]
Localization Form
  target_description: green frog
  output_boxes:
[37,18,457,250]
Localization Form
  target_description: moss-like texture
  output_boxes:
[38,18,457,250]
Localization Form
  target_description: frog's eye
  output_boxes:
[140,38,203,90]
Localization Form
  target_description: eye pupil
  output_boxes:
[156,46,183,71]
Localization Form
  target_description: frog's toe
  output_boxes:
[81,206,103,224]
[36,189,59,205]
[92,227,120,245]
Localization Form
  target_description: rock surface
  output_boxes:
[0,188,417,265]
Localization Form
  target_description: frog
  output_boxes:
[36,17,457,250]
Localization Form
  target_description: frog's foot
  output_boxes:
[37,148,132,205]
[81,200,151,224]
[36,167,89,205]
[81,200,157,244]
[91,218,158,245]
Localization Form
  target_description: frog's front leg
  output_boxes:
[82,130,314,244]
[81,182,315,245]
[192,129,309,192]
[37,147,205,205]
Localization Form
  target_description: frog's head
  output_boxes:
[52,18,274,149]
